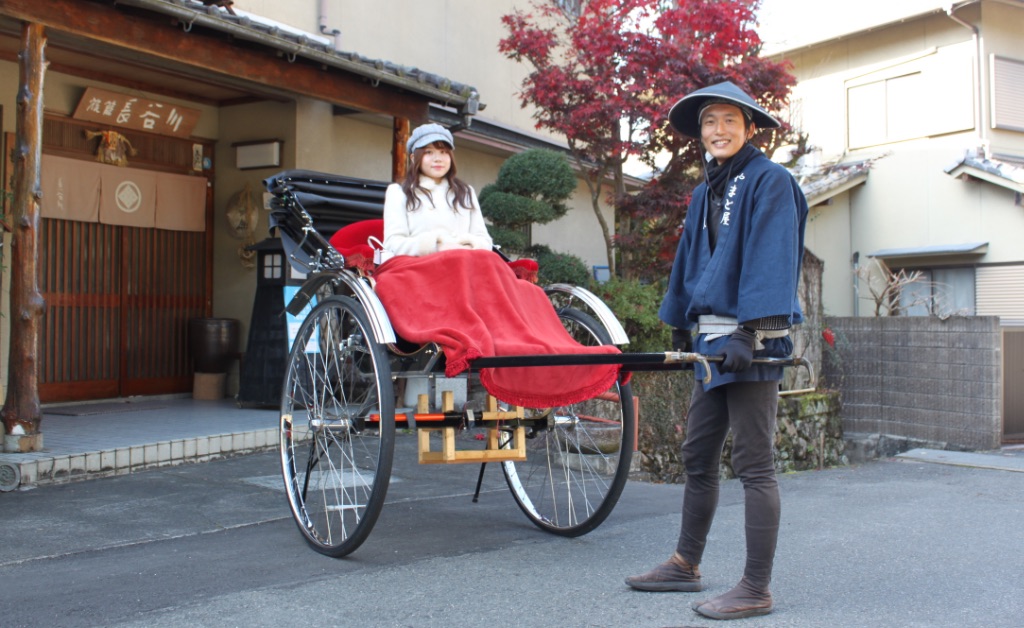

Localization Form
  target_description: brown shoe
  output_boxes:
[691,578,773,620]
[624,552,703,592]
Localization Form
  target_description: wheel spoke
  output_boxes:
[502,307,634,537]
[279,295,394,557]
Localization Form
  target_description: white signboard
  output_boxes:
[283,286,319,353]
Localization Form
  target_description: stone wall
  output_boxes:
[822,316,1002,452]
[632,371,845,483]
[773,392,846,472]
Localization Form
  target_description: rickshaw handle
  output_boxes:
[667,353,815,386]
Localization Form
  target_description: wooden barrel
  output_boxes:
[188,317,240,374]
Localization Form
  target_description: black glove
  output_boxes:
[718,326,756,373]
[671,328,692,352]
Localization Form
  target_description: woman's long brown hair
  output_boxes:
[401,141,474,212]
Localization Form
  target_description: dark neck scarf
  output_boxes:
[702,143,762,249]
[704,142,762,199]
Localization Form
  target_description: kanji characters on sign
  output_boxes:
[73,87,200,138]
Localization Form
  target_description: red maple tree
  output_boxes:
[499,0,797,280]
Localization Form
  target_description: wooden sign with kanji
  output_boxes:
[72,86,201,138]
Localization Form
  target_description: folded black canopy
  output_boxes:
[263,169,388,237]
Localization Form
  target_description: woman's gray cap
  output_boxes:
[668,81,780,139]
[406,123,454,153]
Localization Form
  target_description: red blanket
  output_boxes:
[373,249,623,408]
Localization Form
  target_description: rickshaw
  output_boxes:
[264,170,809,558]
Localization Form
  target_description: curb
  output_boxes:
[0,427,278,490]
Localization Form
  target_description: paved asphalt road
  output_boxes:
[1,433,1021,628]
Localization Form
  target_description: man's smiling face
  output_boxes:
[700,103,754,164]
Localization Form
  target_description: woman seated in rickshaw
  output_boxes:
[382,123,493,257]
[370,123,622,409]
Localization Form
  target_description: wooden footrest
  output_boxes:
[416,393,528,464]
[417,425,526,464]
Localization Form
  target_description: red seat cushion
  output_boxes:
[329,219,383,273]
[507,258,539,283]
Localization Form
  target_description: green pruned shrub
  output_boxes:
[487,149,575,211]
[478,189,558,225]
[588,277,670,354]
[480,149,576,256]
[527,244,590,286]
[487,225,530,252]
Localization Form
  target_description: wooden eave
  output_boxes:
[0,0,463,123]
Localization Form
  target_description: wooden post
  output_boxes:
[1,23,47,453]
[0,158,9,409]
[392,117,409,183]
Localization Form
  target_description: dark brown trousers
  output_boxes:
[676,380,780,591]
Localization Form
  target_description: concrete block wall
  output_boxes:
[822,316,1002,451]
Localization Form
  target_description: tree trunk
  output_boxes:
[611,160,626,279]
[1,23,47,448]
[0,187,9,407]
[571,151,616,276]
[590,184,615,276]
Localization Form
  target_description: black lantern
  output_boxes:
[237,171,389,407]
[236,238,307,406]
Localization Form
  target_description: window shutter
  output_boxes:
[976,264,1024,325]
[992,56,1024,133]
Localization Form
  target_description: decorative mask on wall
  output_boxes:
[225,182,261,269]
[84,129,136,167]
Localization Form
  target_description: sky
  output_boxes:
[756,0,950,53]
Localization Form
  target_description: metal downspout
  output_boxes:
[852,252,860,317]
[318,0,340,51]
[945,2,987,155]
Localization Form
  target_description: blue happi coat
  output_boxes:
[659,150,809,389]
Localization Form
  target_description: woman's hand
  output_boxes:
[438,241,472,251]
[438,233,479,251]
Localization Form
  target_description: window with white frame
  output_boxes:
[846,44,974,149]
[264,253,283,280]
[898,266,976,317]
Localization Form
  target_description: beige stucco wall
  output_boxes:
[212,99,296,393]
[233,0,318,29]
[322,116,394,180]
[776,1,1024,317]
[226,0,613,268]
[846,138,1019,261]
[232,0,541,135]
[804,196,854,316]
[533,180,616,268]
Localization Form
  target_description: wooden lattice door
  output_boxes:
[39,220,207,402]
[39,219,121,400]
[120,226,207,397]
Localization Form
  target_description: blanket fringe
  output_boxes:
[445,347,482,378]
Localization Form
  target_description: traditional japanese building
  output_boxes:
[0,0,618,406]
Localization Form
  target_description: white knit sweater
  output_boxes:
[382,176,493,256]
